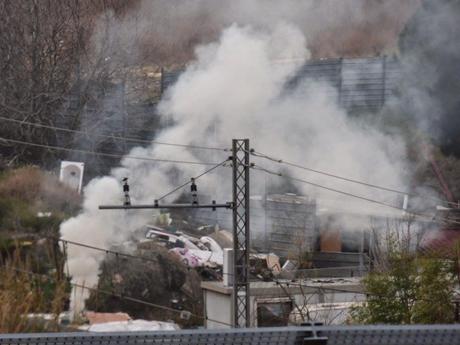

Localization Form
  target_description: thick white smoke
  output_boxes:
[61,23,410,312]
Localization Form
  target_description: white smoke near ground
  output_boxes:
[61,22,411,313]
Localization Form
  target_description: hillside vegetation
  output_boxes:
[0,166,80,241]
[0,166,79,331]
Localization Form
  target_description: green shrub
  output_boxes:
[351,253,455,324]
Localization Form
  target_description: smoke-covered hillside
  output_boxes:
[399,0,460,156]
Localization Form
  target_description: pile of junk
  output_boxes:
[137,221,293,281]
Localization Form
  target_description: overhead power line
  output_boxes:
[3,265,232,327]
[273,277,455,306]
[53,236,358,294]
[0,115,228,152]
[48,236,445,306]
[156,158,231,202]
[251,149,458,207]
[0,136,221,166]
[46,231,448,320]
[47,235,158,264]
[31,236,367,318]
[252,164,460,226]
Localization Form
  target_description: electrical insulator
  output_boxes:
[191,178,198,205]
[122,177,131,206]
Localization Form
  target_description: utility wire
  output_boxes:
[252,164,460,226]
[46,235,158,265]
[272,278,366,295]
[0,115,228,152]
[156,158,231,202]
[223,270,415,303]
[55,237,360,295]
[273,276,458,306]
[48,236,231,326]
[6,246,360,325]
[4,265,232,327]
[251,149,459,207]
[10,262,364,325]
[0,137,221,166]
[44,236,449,318]
[55,234,359,296]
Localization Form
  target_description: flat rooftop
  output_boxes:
[201,277,363,295]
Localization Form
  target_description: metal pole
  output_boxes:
[232,139,250,327]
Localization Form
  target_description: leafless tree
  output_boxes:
[0,0,148,169]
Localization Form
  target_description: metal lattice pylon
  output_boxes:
[232,139,250,327]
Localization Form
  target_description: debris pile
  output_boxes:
[139,223,289,280]
[143,225,224,268]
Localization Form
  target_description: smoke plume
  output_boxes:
[61,1,424,312]
[61,24,410,312]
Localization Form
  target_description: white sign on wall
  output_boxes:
[59,161,85,194]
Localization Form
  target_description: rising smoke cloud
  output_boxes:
[61,2,419,313]
[61,25,410,312]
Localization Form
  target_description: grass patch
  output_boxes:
[0,249,69,332]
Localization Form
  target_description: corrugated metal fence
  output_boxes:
[162,56,400,112]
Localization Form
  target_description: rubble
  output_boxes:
[141,224,286,278]
[144,225,225,268]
